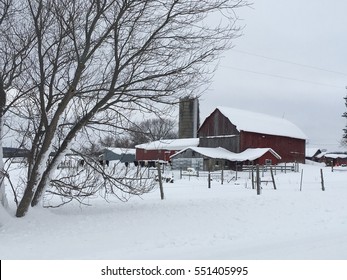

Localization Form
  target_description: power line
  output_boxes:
[231,49,347,77]
[220,65,343,89]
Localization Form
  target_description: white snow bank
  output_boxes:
[1,164,347,260]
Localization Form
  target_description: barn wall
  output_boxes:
[323,157,347,166]
[240,131,305,163]
[171,158,203,170]
[198,109,240,152]
[135,149,176,161]
[198,109,239,137]
[199,136,240,152]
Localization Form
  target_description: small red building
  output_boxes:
[318,153,347,166]
[198,107,307,163]
[135,138,199,161]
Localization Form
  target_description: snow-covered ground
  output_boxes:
[1,162,347,260]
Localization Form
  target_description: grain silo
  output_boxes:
[178,96,200,138]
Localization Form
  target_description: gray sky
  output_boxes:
[199,0,347,151]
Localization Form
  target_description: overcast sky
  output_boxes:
[198,0,347,151]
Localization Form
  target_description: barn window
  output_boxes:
[265,159,272,165]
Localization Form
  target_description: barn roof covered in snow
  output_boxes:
[321,153,347,159]
[171,147,281,162]
[305,148,322,158]
[208,107,307,140]
[104,147,136,155]
[135,138,199,150]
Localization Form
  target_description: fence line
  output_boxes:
[242,163,298,174]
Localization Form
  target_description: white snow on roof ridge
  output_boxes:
[135,138,199,150]
[323,153,347,159]
[216,106,307,140]
[171,146,281,162]
[105,147,136,155]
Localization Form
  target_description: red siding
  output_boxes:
[322,157,347,166]
[136,148,177,161]
[253,151,280,165]
[240,131,305,163]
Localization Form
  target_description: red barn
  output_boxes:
[198,107,307,163]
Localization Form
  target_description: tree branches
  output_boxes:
[0,0,249,217]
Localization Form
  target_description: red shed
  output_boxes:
[198,107,307,163]
[135,138,199,161]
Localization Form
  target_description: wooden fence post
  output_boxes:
[156,162,164,200]
[221,161,224,185]
[208,159,212,188]
[251,167,255,189]
[300,169,304,191]
[320,168,325,191]
[256,164,261,195]
[270,167,276,190]
[208,171,211,189]
[235,163,238,181]
[136,165,140,177]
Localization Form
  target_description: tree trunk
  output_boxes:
[0,85,9,209]
[0,116,9,209]
[15,185,35,217]
[16,147,52,217]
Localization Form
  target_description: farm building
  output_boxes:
[198,107,307,163]
[305,147,323,162]
[2,147,29,159]
[318,152,347,166]
[135,138,199,162]
[171,146,281,171]
[100,147,136,164]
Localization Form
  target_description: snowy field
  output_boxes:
[1,162,347,260]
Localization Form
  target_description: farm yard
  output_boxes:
[1,160,347,260]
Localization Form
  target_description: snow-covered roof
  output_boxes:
[322,153,347,159]
[174,146,231,159]
[135,138,199,150]
[104,147,136,155]
[213,107,307,140]
[171,147,281,162]
[305,148,321,158]
[231,148,281,161]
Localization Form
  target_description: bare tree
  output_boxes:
[0,0,34,208]
[99,135,133,148]
[129,117,178,146]
[7,0,248,217]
